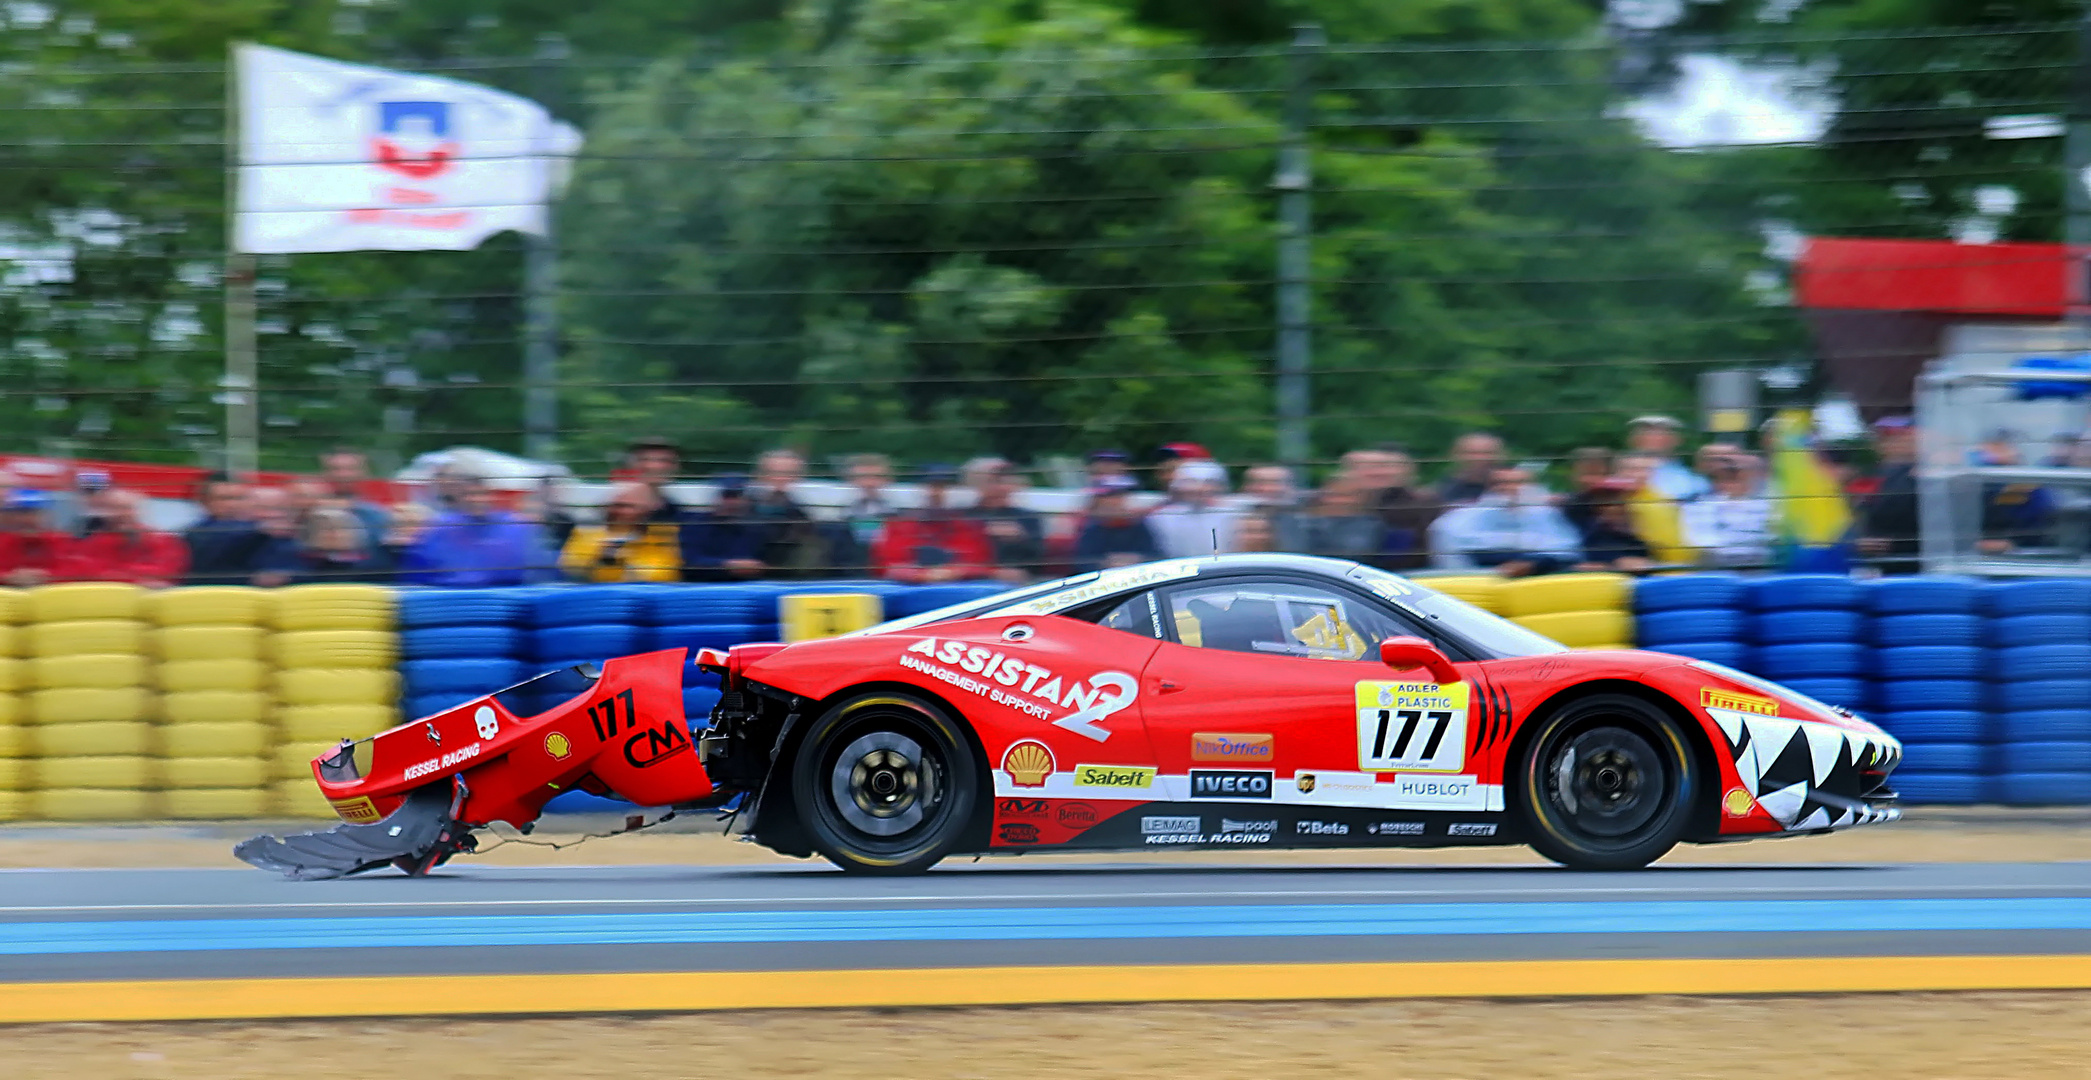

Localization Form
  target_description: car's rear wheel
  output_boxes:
[791,691,977,875]
[1517,693,1696,870]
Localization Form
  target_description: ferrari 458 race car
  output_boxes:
[240,554,1903,879]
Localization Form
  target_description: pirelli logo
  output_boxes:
[1701,687,1779,716]
[328,796,383,825]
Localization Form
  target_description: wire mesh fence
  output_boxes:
[0,22,2075,483]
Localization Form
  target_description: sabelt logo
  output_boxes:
[1446,822,1497,837]
[1191,732,1274,762]
[1189,769,1273,799]
[1702,687,1779,716]
[1073,764,1156,790]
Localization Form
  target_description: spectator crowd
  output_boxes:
[0,416,1965,591]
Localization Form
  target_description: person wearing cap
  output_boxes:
[680,475,769,581]
[1856,416,1920,574]
[964,457,1045,584]
[1074,475,1161,572]
[1085,449,1132,487]
[1627,415,1709,501]
[69,468,121,537]
[873,464,993,584]
[1152,442,1210,493]
[558,481,681,583]
[65,489,188,587]
[0,489,74,588]
[1147,459,1241,559]
[1680,456,1774,568]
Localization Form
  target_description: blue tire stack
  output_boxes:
[1864,577,1988,805]
[397,589,529,721]
[1986,580,2091,806]
[1745,575,1868,713]
[524,586,646,717]
[1629,573,1748,668]
[647,585,782,725]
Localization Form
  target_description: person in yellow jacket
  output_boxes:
[559,482,682,583]
[1617,452,1694,565]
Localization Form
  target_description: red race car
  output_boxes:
[242,555,1903,878]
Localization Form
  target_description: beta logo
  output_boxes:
[1295,820,1349,836]
[1188,769,1273,799]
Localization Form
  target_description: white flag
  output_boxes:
[235,44,582,254]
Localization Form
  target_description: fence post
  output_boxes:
[1274,23,1323,470]
[522,33,570,464]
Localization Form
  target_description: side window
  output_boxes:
[1093,591,1166,640]
[1165,581,1403,661]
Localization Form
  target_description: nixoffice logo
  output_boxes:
[1188,769,1273,799]
[1190,732,1274,763]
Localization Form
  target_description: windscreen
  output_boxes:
[1348,567,1572,659]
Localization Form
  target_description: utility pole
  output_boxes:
[1274,24,1323,469]
[2069,9,2091,327]
[521,33,568,463]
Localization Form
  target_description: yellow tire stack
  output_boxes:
[0,589,24,821]
[24,583,157,820]
[1499,573,1635,650]
[152,587,273,819]
[269,585,399,817]
[1416,575,1505,613]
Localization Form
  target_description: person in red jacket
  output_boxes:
[873,464,993,583]
[0,489,72,588]
[64,490,188,587]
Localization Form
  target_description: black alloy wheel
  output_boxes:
[791,692,978,874]
[1517,693,1696,870]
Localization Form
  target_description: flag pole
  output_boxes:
[224,42,260,480]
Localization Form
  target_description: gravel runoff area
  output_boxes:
[0,805,2088,869]
[5,993,2089,1080]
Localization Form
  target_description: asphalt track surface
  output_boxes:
[3,859,2090,1020]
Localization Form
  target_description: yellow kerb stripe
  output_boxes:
[3,955,2088,1023]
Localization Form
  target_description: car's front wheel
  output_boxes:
[791,691,977,875]
[1516,693,1696,870]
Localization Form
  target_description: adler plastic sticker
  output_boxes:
[1356,680,1470,774]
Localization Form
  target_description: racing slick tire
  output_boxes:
[791,691,979,875]
[1516,693,1697,871]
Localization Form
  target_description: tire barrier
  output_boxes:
[7,574,2091,820]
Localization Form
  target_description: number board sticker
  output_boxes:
[1355,681,1470,773]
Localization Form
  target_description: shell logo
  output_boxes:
[1723,786,1755,817]
[1002,740,1054,787]
[545,732,573,761]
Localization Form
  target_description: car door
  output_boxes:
[1136,575,1500,826]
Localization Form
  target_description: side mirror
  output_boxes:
[1379,636,1460,685]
